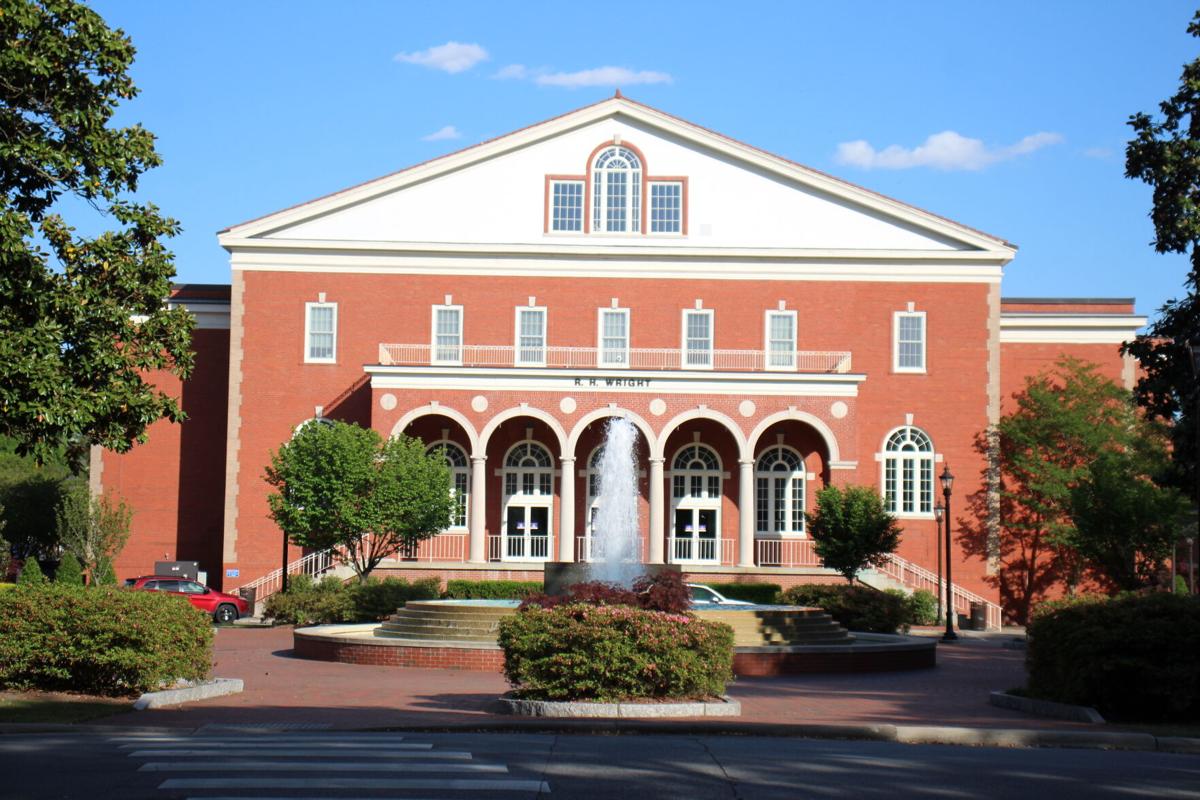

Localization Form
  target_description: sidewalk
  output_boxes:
[83,625,1079,733]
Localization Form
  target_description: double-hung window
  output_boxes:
[432,305,463,365]
[894,311,927,372]
[649,181,682,233]
[682,309,713,369]
[592,146,642,233]
[515,307,547,366]
[304,302,337,363]
[598,308,630,366]
[765,310,797,370]
[550,180,584,232]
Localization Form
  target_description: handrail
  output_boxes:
[379,343,852,374]
[877,552,1004,630]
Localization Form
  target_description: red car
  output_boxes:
[129,576,249,623]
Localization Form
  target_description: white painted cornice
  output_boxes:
[999,313,1146,344]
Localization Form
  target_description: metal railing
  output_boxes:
[487,534,551,562]
[396,532,469,562]
[755,538,822,567]
[876,552,1004,631]
[666,536,735,564]
[379,343,852,374]
[575,535,648,563]
[236,536,362,603]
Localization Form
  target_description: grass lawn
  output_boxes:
[0,691,133,724]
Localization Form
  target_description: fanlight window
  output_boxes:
[755,446,805,535]
[672,444,721,500]
[426,441,469,528]
[883,426,934,514]
[593,146,642,233]
[504,441,554,497]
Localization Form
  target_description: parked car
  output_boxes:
[128,576,249,623]
[687,583,753,607]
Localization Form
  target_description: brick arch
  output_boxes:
[566,407,658,458]
[479,406,569,457]
[747,410,841,464]
[390,404,480,456]
[653,408,749,462]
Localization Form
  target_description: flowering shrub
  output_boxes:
[520,570,693,615]
[633,570,691,614]
[498,603,734,701]
[0,584,212,695]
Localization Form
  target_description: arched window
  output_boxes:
[883,426,934,515]
[502,441,554,560]
[426,441,469,528]
[670,443,722,563]
[672,444,721,500]
[586,445,604,533]
[592,146,642,233]
[504,441,553,497]
[755,446,805,535]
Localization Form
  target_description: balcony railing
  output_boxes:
[667,536,736,565]
[575,535,648,563]
[487,534,550,562]
[379,343,852,373]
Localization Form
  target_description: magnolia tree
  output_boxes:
[805,485,901,584]
[264,421,455,582]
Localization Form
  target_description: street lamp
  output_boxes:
[1187,338,1200,596]
[934,502,945,624]
[940,466,957,641]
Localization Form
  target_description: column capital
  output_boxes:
[470,454,487,463]
[738,459,755,467]
[648,456,665,465]
[559,456,576,464]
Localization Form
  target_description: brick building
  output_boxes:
[95,95,1145,624]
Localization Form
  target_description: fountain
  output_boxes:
[583,417,642,585]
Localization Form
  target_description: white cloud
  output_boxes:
[421,125,462,142]
[535,66,673,89]
[394,42,488,74]
[835,130,1064,171]
[491,64,528,80]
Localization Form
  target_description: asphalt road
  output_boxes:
[0,730,1196,799]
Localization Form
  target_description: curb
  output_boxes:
[988,691,1105,724]
[498,695,740,718]
[133,678,244,710]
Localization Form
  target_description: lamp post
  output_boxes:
[281,532,289,594]
[1187,338,1200,595]
[940,466,957,641]
[934,502,945,624]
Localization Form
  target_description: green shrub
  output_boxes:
[17,558,46,585]
[1025,592,1200,721]
[54,553,84,586]
[91,557,116,585]
[708,582,781,605]
[1029,594,1108,621]
[781,584,909,633]
[905,589,938,625]
[264,574,354,625]
[0,584,212,695]
[349,576,441,621]
[444,579,542,599]
[498,603,734,701]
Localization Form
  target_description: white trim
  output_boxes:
[754,444,807,536]
[893,310,927,374]
[681,308,714,371]
[596,307,631,368]
[390,403,482,456]
[219,97,1014,255]
[647,179,684,236]
[998,313,1146,344]
[549,178,585,234]
[880,425,936,517]
[303,301,337,364]
[763,309,798,372]
[425,439,470,531]
[168,300,231,330]
[431,304,463,366]
[514,306,548,367]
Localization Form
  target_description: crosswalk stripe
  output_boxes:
[127,748,471,759]
[139,761,507,773]
[161,777,552,792]
[113,736,417,746]
[121,742,434,751]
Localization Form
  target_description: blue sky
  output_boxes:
[90,1,1198,318]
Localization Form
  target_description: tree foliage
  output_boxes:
[17,557,45,585]
[1122,10,1200,494]
[264,421,455,581]
[805,485,901,584]
[0,436,74,559]
[0,0,193,465]
[54,483,132,579]
[983,359,1183,621]
[53,551,83,585]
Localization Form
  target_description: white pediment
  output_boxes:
[220,97,1014,264]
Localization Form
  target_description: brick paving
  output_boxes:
[93,625,1086,731]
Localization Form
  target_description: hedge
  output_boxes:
[1026,592,1200,721]
[498,603,734,701]
[444,579,543,599]
[264,574,440,625]
[781,584,909,633]
[707,582,781,605]
[0,584,212,695]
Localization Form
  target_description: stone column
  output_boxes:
[738,459,755,567]
[469,455,487,563]
[648,457,665,564]
[558,457,576,562]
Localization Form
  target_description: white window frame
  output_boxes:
[681,308,714,370]
[431,304,463,366]
[893,310,927,373]
[597,307,630,368]
[426,440,469,530]
[592,146,642,234]
[648,180,683,235]
[881,426,936,518]
[514,306,547,367]
[303,302,337,364]
[755,445,806,537]
[549,179,585,233]
[764,309,797,371]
